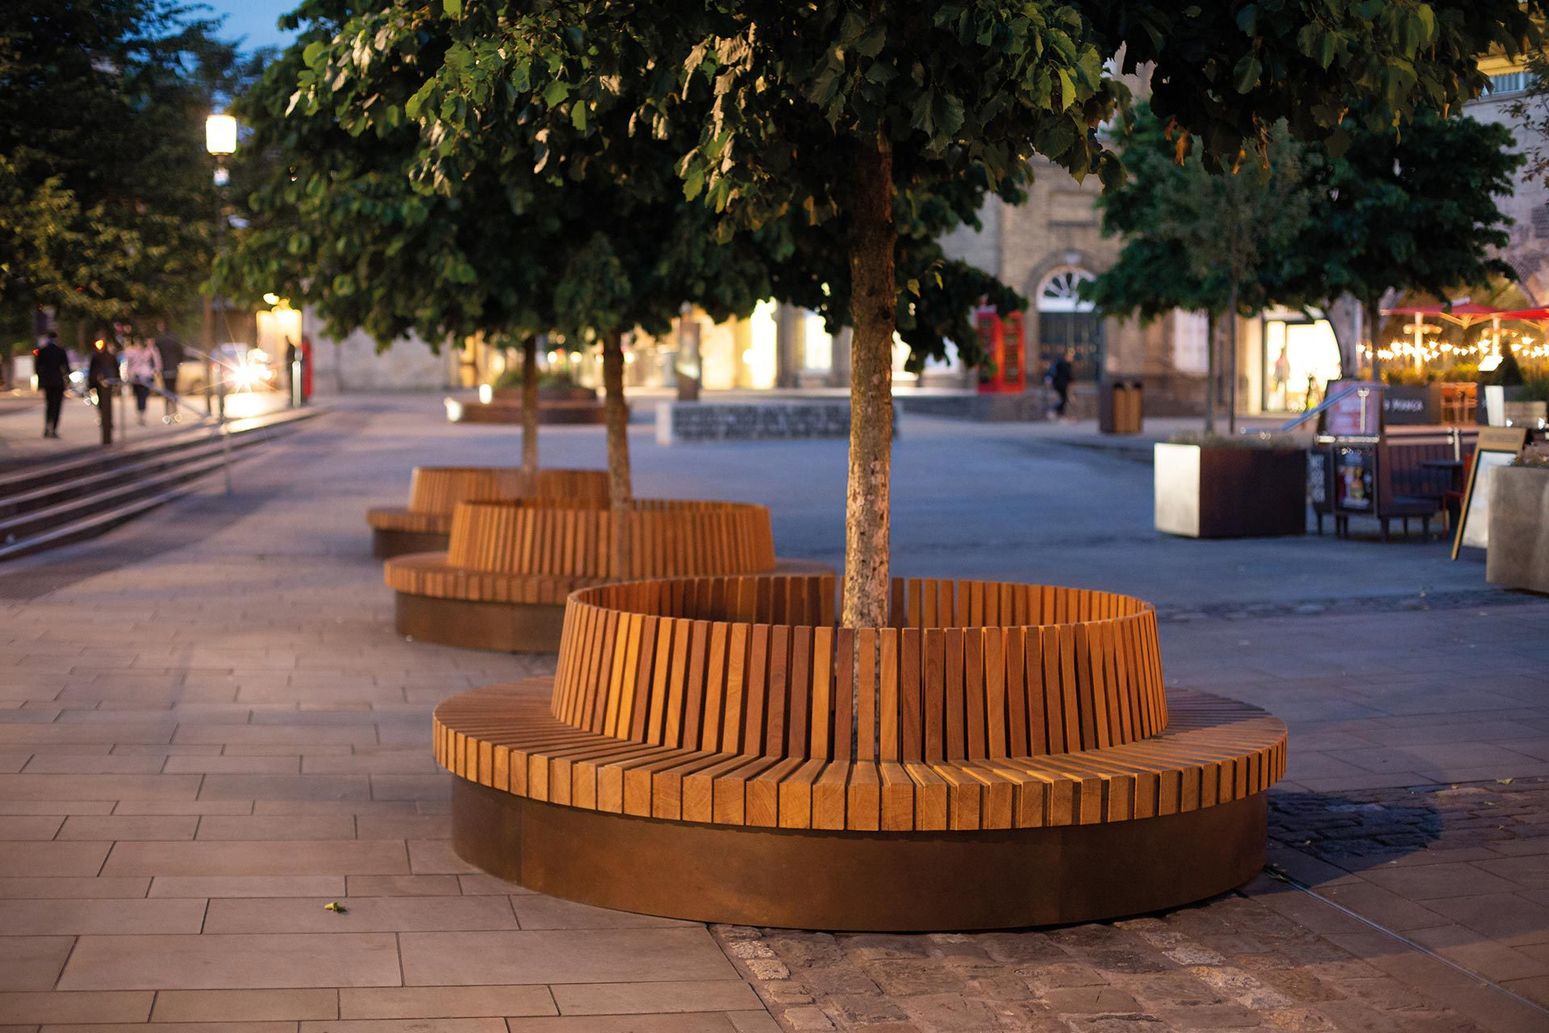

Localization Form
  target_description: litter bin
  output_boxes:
[1099,378,1144,434]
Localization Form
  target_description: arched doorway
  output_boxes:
[1036,268,1104,381]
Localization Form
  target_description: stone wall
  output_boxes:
[655,400,857,443]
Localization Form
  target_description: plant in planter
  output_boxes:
[298,0,1537,930]
[1486,451,1549,594]
[1155,433,1308,539]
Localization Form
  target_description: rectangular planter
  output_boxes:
[1486,466,1549,594]
[1155,443,1307,538]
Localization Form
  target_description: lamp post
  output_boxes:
[205,113,236,416]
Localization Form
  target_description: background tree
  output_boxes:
[1303,110,1521,383]
[0,0,257,349]
[1085,106,1317,432]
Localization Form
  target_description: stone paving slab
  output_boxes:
[0,394,1545,1032]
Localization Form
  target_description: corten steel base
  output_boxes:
[396,593,567,653]
[451,778,1268,931]
[372,528,450,560]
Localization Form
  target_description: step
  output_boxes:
[0,406,320,494]
[0,449,239,546]
[0,408,320,562]
[0,436,234,521]
[0,480,209,562]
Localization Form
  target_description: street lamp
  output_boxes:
[205,113,237,412]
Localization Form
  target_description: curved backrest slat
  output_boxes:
[445,500,776,580]
[406,467,608,515]
[550,576,1167,761]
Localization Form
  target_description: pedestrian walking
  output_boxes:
[1045,350,1074,419]
[33,330,71,438]
[86,336,118,445]
[154,326,185,421]
[122,337,162,426]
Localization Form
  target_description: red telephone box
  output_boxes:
[975,308,1026,393]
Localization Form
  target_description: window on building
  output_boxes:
[1486,70,1537,95]
[1036,268,1103,381]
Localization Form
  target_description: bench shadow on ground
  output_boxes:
[1265,784,1444,881]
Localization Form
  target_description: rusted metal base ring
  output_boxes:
[395,593,566,653]
[371,528,450,559]
[451,777,1268,931]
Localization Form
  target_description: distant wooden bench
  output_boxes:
[386,499,824,652]
[433,575,1286,930]
[366,467,608,557]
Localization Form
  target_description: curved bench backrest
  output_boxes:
[445,500,777,581]
[552,575,1167,762]
[407,467,608,514]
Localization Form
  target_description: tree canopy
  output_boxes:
[283,0,1544,626]
[0,0,258,341]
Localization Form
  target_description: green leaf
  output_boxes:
[443,0,461,18]
[1235,5,1257,35]
[542,80,570,108]
[1233,53,1262,94]
[571,101,588,133]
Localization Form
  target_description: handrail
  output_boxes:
[67,379,232,495]
[1277,384,1367,433]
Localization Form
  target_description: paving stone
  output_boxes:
[57,933,403,990]
[102,839,408,877]
[0,991,153,1025]
[400,929,738,986]
[55,815,198,841]
[203,894,519,933]
[550,980,761,1016]
[0,897,206,935]
[150,988,339,1022]
[0,938,79,991]
[337,985,555,1019]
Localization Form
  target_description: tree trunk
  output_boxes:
[520,334,539,481]
[1365,298,1383,384]
[601,329,632,577]
[1226,285,1239,436]
[841,131,896,631]
[1203,311,1217,434]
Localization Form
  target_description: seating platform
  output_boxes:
[366,467,608,558]
[433,575,1286,930]
[386,499,821,652]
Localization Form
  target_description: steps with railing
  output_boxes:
[0,402,320,561]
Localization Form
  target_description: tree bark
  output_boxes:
[601,328,632,577]
[1226,284,1239,436]
[1365,298,1383,384]
[520,335,540,481]
[1203,311,1217,433]
[841,130,896,631]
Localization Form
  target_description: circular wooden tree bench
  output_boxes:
[367,467,609,558]
[432,575,1287,930]
[386,499,822,652]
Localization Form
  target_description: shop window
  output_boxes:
[1036,268,1103,381]
[1172,311,1209,374]
[1262,316,1342,412]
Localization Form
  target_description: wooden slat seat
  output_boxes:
[385,501,796,651]
[432,574,1286,832]
[367,467,608,536]
[433,573,1287,929]
[435,683,1283,832]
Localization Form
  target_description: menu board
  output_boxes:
[1452,427,1529,558]
[1334,446,1375,512]
[1321,380,1384,437]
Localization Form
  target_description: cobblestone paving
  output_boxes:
[720,778,1549,1033]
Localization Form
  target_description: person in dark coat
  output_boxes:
[86,336,118,445]
[154,327,185,420]
[1045,350,1074,418]
[33,331,71,438]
